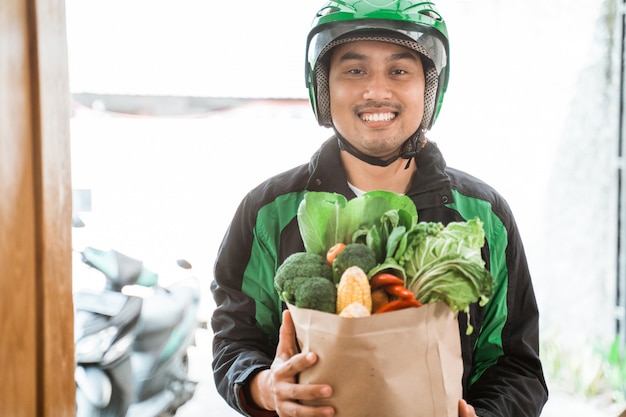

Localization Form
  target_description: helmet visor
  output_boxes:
[306,19,448,86]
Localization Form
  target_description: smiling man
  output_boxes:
[210,1,548,416]
[329,40,427,194]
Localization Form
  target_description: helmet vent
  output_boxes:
[419,10,442,21]
[317,6,340,17]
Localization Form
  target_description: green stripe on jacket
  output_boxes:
[242,191,306,347]
[447,189,509,385]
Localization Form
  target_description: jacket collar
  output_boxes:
[306,136,452,209]
[306,136,355,196]
[407,140,453,209]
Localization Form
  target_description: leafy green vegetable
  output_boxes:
[297,190,417,258]
[398,218,494,334]
[356,207,417,279]
[297,192,346,256]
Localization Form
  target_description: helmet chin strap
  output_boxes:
[335,127,427,169]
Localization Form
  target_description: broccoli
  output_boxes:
[332,243,377,283]
[280,275,308,304]
[294,276,337,313]
[274,252,333,302]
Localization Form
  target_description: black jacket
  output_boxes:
[211,137,548,417]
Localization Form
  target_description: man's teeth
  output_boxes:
[361,112,395,122]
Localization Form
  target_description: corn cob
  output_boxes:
[339,301,371,318]
[336,266,372,314]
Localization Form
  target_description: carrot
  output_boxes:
[374,298,422,314]
[369,272,405,289]
[384,284,415,301]
[326,242,346,265]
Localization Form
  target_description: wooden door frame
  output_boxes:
[0,0,74,416]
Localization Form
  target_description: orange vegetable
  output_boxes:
[374,298,422,314]
[370,287,390,313]
[326,242,346,265]
[384,284,415,301]
[369,273,405,289]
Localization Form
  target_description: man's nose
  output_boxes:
[363,72,392,101]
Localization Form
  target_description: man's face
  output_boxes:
[328,40,425,160]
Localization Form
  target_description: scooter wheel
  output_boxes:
[76,383,129,417]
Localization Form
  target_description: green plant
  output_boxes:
[603,335,626,403]
[540,333,612,397]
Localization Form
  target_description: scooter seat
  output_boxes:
[133,285,198,352]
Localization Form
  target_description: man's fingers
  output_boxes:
[281,351,317,375]
[273,309,334,416]
[458,399,468,417]
[281,309,295,342]
[276,309,298,360]
[458,399,477,417]
[273,378,334,417]
[276,309,319,376]
[275,377,331,402]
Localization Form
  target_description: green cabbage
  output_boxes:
[397,218,494,334]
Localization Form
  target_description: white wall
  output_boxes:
[437,0,620,351]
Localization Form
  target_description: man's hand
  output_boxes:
[249,309,334,417]
[459,399,479,417]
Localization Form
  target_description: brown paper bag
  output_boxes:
[288,301,462,417]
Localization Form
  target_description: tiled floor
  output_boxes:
[175,328,240,417]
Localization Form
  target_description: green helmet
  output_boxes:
[305,0,450,131]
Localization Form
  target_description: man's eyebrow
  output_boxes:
[337,50,419,62]
[389,51,420,62]
[337,51,366,62]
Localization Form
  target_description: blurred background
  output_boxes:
[65,0,626,415]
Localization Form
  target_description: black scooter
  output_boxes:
[74,247,200,417]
